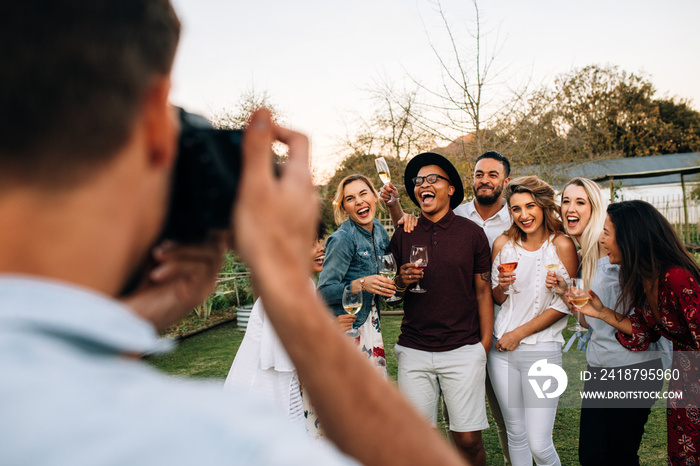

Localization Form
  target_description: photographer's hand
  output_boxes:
[229,109,315,277]
[122,233,226,332]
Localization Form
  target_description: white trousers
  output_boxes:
[487,341,562,466]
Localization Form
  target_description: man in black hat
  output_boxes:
[390,153,493,464]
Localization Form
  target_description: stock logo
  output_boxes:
[528,359,568,399]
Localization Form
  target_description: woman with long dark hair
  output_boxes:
[578,200,700,464]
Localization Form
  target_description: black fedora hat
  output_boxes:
[404,152,464,210]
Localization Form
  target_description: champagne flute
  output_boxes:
[543,245,560,294]
[375,157,397,203]
[379,253,400,303]
[568,278,589,333]
[342,285,363,338]
[498,244,519,295]
[409,245,428,293]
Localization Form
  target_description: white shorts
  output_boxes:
[394,342,489,432]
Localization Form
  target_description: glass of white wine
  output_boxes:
[568,278,589,333]
[342,284,363,338]
[378,253,400,303]
[375,157,397,203]
[543,246,560,294]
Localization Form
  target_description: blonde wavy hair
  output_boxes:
[504,176,564,244]
[332,174,380,226]
[560,177,606,287]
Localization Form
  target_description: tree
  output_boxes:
[340,82,437,161]
[654,97,700,154]
[405,0,517,158]
[491,65,700,165]
[334,0,517,203]
[210,87,284,130]
[210,87,288,161]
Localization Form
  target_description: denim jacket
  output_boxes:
[317,218,389,328]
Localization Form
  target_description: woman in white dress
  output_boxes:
[489,176,578,466]
[224,222,327,433]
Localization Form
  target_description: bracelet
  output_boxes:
[394,277,406,293]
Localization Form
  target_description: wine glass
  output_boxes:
[379,253,400,303]
[375,157,397,203]
[342,285,363,338]
[543,245,560,294]
[498,244,519,295]
[568,278,589,333]
[409,245,428,293]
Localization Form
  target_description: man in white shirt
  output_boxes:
[454,151,512,466]
[454,151,512,246]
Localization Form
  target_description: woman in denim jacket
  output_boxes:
[318,174,396,374]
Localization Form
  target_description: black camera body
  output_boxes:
[160,108,242,243]
[120,109,242,296]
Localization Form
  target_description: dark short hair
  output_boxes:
[0,0,181,188]
[476,151,511,177]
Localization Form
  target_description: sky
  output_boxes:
[169,0,700,181]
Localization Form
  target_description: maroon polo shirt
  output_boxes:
[389,210,491,352]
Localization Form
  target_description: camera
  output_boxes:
[120,108,242,296]
[160,108,243,243]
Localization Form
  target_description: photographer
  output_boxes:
[0,1,464,465]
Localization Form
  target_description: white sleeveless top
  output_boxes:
[491,237,571,345]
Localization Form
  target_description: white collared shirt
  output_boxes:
[454,200,511,249]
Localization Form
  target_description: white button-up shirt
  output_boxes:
[454,200,511,249]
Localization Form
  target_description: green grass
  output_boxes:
[148,322,244,379]
[147,314,667,465]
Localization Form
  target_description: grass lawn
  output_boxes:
[147,314,668,465]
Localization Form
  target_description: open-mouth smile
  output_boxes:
[519,218,534,228]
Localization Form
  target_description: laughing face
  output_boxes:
[472,158,509,206]
[414,164,454,221]
[342,179,378,231]
[599,215,621,264]
[509,192,544,235]
[561,184,592,239]
[310,237,325,274]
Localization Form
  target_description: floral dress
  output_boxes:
[302,301,386,440]
[616,267,700,465]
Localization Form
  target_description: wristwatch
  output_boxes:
[360,277,365,291]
